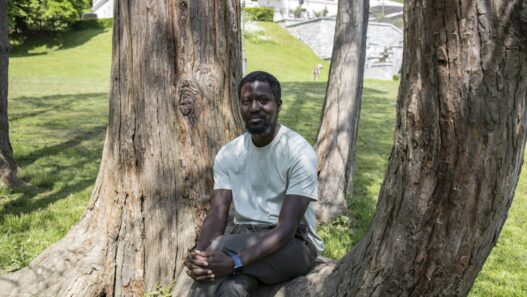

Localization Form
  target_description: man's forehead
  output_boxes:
[241,80,272,94]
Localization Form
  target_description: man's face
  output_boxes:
[239,80,282,135]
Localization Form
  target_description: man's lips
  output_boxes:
[248,117,264,123]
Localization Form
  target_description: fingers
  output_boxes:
[188,256,208,267]
[193,250,207,256]
[186,262,210,273]
[195,273,216,282]
[185,263,216,282]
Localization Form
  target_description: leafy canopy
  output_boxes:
[8,0,91,32]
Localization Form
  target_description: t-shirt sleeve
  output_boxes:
[213,150,232,190]
[286,144,318,201]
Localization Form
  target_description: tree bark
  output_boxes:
[256,0,527,295]
[314,0,369,222]
[0,0,242,296]
[0,0,20,188]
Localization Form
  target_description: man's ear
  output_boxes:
[277,99,282,112]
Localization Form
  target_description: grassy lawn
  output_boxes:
[2,22,526,296]
[1,29,111,272]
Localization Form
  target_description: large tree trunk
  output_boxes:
[314,0,369,222]
[258,0,527,296]
[0,0,20,188]
[0,0,242,296]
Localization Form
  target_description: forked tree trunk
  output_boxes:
[0,0,20,188]
[0,0,242,296]
[258,0,527,296]
[315,0,369,222]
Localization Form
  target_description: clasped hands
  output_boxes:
[184,250,233,282]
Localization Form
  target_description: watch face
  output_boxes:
[233,265,243,275]
[232,254,244,275]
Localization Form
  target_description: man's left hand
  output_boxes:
[186,250,233,280]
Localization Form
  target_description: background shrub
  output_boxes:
[71,18,113,31]
[244,7,274,22]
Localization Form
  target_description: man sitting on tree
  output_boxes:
[185,71,324,296]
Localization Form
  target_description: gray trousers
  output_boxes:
[188,224,317,297]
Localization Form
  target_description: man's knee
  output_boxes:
[208,234,237,253]
[208,232,261,254]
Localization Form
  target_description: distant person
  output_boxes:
[313,64,323,81]
[185,71,324,296]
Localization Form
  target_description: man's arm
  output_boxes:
[238,194,310,266]
[185,189,232,282]
[195,189,232,250]
[195,194,311,278]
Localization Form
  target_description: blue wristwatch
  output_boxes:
[231,254,244,275]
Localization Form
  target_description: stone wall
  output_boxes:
[278,17,337,59]
[278,18,403,80]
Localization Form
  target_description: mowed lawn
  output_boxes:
[2,22,526,296]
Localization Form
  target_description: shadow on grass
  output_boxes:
[0,125,106,222]
[0,92,108,222]
[0,178,95,224]
[9,29,108,57]
[10,92,108,121]
[280,81,397,256]
[16,125,107,168]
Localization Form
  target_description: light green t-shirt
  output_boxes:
[213,125,324,252]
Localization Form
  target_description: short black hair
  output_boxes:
[238,71,281,102]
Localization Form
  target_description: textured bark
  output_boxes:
[259,0,527,296]
[315,0,369,222]
[0,0,20,188]
[0,0,242,296]
[253,258,336,297]
[323,0,527,295]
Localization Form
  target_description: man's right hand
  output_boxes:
[186,189,232,282]
[184,250,215,282]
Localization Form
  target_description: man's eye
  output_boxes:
[259,98,269,104]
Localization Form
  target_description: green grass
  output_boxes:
[2,21,526,297]
[1,29,111,272]
[9,29,112,97]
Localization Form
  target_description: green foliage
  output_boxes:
[293,6,306,18]
[317,215,352,259]
[313,6,329,18]
[144,281,175,297]
[43,0,78,30]
[71,18,113,31]
[244,7,274,22]
[7,0,91,33]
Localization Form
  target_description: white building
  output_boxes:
[92,0,113,19]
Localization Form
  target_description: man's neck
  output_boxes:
[251,124,281,147]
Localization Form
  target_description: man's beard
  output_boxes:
[246,121,272,134]
[245,117,278,135]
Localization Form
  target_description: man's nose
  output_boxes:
[249,100,260,112]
